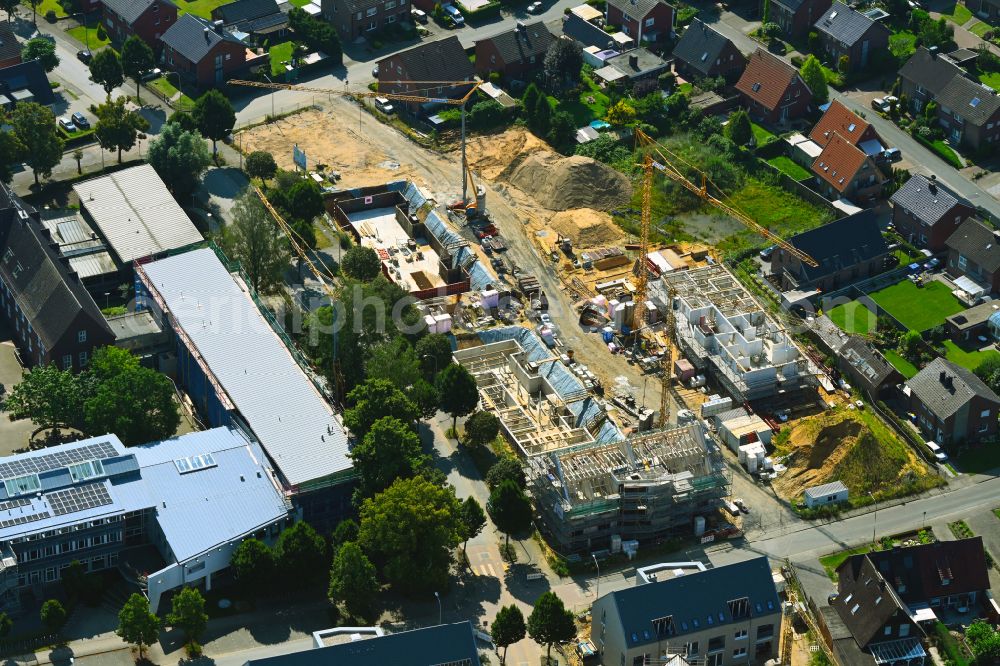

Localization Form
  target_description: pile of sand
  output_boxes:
[505,153,632,212]
[468,129,549,180]
[550,209,626,248]
[772,417,861,500]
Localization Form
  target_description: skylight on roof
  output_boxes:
[5,474,40,497]
[752,82,761,92]
[970,97,981,107]
[68,460,104,483]
[701,52,709,61]
[847,123,856,132]
[174,454,218,474]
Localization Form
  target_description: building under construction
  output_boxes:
[657,264,813,403]
[529,422,730,554]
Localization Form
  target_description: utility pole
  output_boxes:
[870,492,878,546]
[592,554,600,600]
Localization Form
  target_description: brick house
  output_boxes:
[809,99,884,153]
[889,174,975,251]
[159,14,247,88]
[211,0,288,43]
[812,2,889,72]
[933,74,1000,152]
[968,0,1000,20]
[102,0,178,48]
[0,23,21,70]
[735,48,812,123]
[811,132,887,202]
[671,18,746,84]
[906,357,1000,446]
[322,0,411,40]
[762,0,831,39]
[770,210,889,292]
[945,218,1000,293]
[474,21,554,80]
[898,47,965,114]
[606,0,675,44]
[0,185,114,372]
[377,36,474,114]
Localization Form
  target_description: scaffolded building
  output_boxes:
[529,422,730,554]
[658,264,812,403]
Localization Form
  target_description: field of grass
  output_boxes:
[942,339,1000,371]
[969,20,993,37]
[820,545,872,581]
[889,30,917,58]
[751,122,776,146]
[148,76,195,111]
[171,0,228,18]
[269,41,295,77]
[727,176,833,236]
[827,301,876,334]
[767,156,812,181]
[553,74,610,126]
[883,349,919,379]
[940,2,973,25]
[677,82,694,96]
[66,25,111,50]
[979,71,1000,90]
[869,280,964,332]
[24,0,66,19]
[288,0,313,5]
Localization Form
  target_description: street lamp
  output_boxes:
[592,553,600,600]
[434,591,442,625]
[263,73,276,120]
[75,12,90,52]
[870,492,878,546]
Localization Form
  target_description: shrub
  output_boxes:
[790,55,804,67]
[96,24,107,41]
[45,9,56,22]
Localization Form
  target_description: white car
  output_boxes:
[58,116,77,132]
[527,1,542,12]
[443,4,464,24]
[374,96,394,114]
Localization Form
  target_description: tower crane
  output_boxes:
[230,78,482,206]
[629,129,818,427]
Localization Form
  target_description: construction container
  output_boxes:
[700,395,732,418]
[694,515,706,537]
[481,289,499,308]
[674,358,695,382]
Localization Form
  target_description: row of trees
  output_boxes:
[491,593,576,664]
[117,588,208,658]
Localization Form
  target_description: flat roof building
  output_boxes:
[38,211,117,287]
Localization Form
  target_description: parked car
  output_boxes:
[527,1,542,11]
[374,96,394,114]
[76,49,92,63]
[883,147,902,162]
[871,97,891,113]
[925,440,948,462]
[371,64,379,78]
[443,4,464,25]
[924,257,941,271]
[71,112,90,129]
[759,245,776,261]
[58,116,77,132]
[411,7,428,22]
[141,67,162,82]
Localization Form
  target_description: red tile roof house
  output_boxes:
[811,132,887,202]
[160,14,249,89]
[735,48,812,124]
[102,0,178,49]
[809,98,888,162]
[474,21,555,80]
[605,0,675,45]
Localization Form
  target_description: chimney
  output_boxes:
[940,370,947,383]
[929,45,938,57]
[629,54,638,69]
[929,181,937,194]
[203,27,211,42]
[213,19,224,34]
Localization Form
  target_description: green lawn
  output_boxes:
[66,25,111,50]
[921,137,963,169]
[553,73,609,126]
[889,31,917,58]
[172,0,228,18]
[23,0,66,19]
[58,125,94,140]
[979,71,1000,90]
[883,349,919,379]
[288,0,313,5]
[148,76,195,111]
[827,301,876,334]
[766,156,812,181]
[820,545,872,581]
[269,41,295,77]
[969,20,993,37]
[677,82,694,96]
[940,1,973,25]
[727,176,833,236]
[751,122,776,146]
[942,339,1000,371]
[869,279,965,332]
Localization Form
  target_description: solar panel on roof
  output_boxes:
[47,482,112,516]
[0,442,117,480]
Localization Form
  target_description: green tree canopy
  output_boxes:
[288,7,342,64]
[488,479,532,547]
[543,38,582,89]
[121,36,155,102]
[344,378,419,437]
[167,587,207,644]
[3,364,82,432]
[547,110,575,152]
[168,110,198,132]
[0,130,25,184]
[21,38,58,72]
[90,48,123,97]
[365,337,422,392]
[349,415,429,501]
[412,379,440,420]
[800,55,828,104]
[531,93,552,137]
[486,456,526,490]
[464,410,500,447]
[975,356,1000,396]
[492,604,526,665]
[221,189,290,294]
[605,100,636,126]
[724,109,753,147]
[341,245,382,281]
[278,178,324,223]
[194,89,236,155]
[230,538,275,592]
[331,518,359,551]
[40,599,67,632]
[436,364,479,432]
[95,95,150,163]
[458,496,486,554]
[11,101,63,185]
[83,362,179,445]
[147,121,212,202]
[245,151,278,181]
[527,591,575,661]
[359,476,461,594]
[328,541,379,621]
[275,521,327,589]
[116,593,160,658]
[415,333,453,379]
[521,83,542,126]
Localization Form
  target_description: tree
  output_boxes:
[11,102,63,186]
[543,39,582,89]
[436,364,480,432]
[95,95,150,163]
[974,634,1000,664]
[415,333,453,379]
[89,48,123,97]
[40,599,66,632]
[349,415,428,501]
[412,380,440,420]
[147,121,212,201]
[275,521,326,589]
[975,356,1000,396]
[328,542,379,621]
[724,109,753,147]
[4,364,81,432]
[72,148,83,174]
[358,476,461,594]
[121,36,155,103]
[488,479,532,548]
[280,179,324,223]
[605,100,636,126]
[458,496,486,554]
[221,189,290,294]
[344,378,419,437]
[83,364,180,445]
[492,605,526,665]
[116,593,160,659]
[365,337,422,392]
[21,38,58,72]
[168,110,198,132]
[61,559,102,606]
[167,587,207,645]
[527,591,576,662]
[800,55,828,104]
[245,151,278,181]
[532,93,552,137]
[342,245,382,281]
[230,538,275,591]
[899,329,922,362]
[0,613,11,638]
[331,519,359,551]
[288,7,342,65]
[0,130,25,184]
[486,456,526,490]
[761,0,770,22]
[464,411,500,447]
[547,110,575,151]
[193,89,236,155]
[521,83,542,125]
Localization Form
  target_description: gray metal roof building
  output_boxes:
[890,174,970,227]
[813,2,884,46]
[946,218,1000,274]
[73,164,203,264]
[138,247,351,489]
[906,357,1000,420]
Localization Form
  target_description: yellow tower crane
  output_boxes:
[230,78,482,206]
[630,129,818,427]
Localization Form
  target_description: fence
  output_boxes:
[234,99,325,132]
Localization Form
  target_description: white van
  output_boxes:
[925,441,948,462]
[374,97,394,114]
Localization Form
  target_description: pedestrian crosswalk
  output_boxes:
[476,562,498,577]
